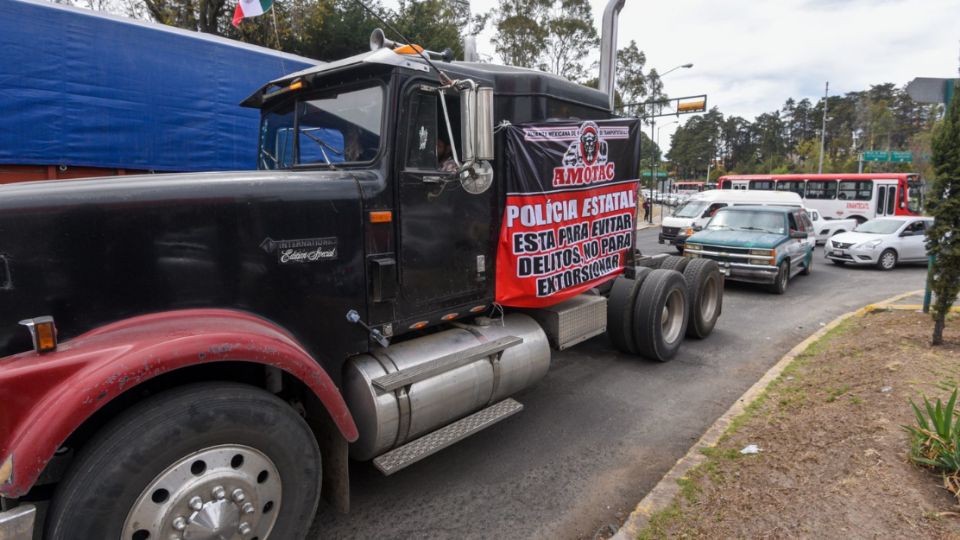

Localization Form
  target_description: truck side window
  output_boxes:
[703,203,726,217]
[788,212,799,233]
[406,93,438,169]
[800,212,814,231]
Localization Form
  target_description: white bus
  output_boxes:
[718,173,921,223]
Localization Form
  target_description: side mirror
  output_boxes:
[460,86,495,164]
[790,231,808,239]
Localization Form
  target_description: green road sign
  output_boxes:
[890,151,913,163]
[641,171,668,177]
[863,150,889,162]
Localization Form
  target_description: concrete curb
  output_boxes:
[610,288,925,540]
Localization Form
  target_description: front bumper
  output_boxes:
[713,261,778,284]
[0,504,35,540]
[683,247,778,284]
[658,232,687,246]
[824,245,876,265]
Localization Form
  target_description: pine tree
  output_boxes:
[927,82,960,345]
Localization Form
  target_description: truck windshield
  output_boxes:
[672,201,708,218]
[259,83,383,169]
[706,211,785,234]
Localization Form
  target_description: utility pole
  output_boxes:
[818,81,828,174]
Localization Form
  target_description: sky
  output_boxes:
[460,0,960,150]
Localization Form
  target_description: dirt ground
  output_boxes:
[641,310,960,539]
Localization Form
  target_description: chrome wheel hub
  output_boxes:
[661,289,685,344]
[122,445,281,540]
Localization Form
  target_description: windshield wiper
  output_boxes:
[300,129,342,166]
[260,148,280,169]
[738,226,777,233]
[708,224,734,231]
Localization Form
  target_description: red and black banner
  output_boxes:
[495,119,642,308]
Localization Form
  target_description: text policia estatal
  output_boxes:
[504,187,636,297]
[505,188,636,229]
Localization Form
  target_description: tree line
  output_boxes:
[666,83,943,180]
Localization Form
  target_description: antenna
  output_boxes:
[351,0,452,85]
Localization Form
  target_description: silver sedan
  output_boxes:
[824,216,933,270]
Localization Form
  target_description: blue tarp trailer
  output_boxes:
[0,0,318,179]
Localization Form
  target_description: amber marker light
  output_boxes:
[369,211,393,223]
[288,80,304,91]
[394,44,425,55]
[18,315,58,353]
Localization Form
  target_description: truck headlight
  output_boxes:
[684,243,701,258]
[749,249,775,265]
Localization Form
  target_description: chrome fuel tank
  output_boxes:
[344,314,550,460]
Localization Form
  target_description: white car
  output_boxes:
[807,209,857,246]
[825,216,933,270]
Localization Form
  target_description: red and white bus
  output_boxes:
[718,173,921,223]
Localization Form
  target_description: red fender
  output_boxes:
[0,309,358,498]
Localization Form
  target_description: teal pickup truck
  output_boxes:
[682,206,816,294]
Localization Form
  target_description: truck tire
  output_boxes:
[633,269,688,362]
[683,259,723,339]
[768,260,789,294]
[45,382,322,540]
[606,269,651,354]
[800,252,813,275]
[659,255,689,273]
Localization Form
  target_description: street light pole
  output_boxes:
[653,120,677,223]
[818,81,828,174]
[646,63,692,224]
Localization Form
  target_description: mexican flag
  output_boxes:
[232,0,274,27]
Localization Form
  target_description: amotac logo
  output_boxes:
[553,121,616,187]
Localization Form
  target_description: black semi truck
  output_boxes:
[0,2,724,538]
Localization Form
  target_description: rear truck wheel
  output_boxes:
[877,249,897,271]
[800,251,812,276]
[769,260,789,294]
[683,259,723,339]
[831,259,846,266]
[633,269,689,362]
[606,268,651,354]
[45,382,321,540]
[659,255,689,273]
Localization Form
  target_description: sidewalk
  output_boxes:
[636,205,666,231]
[614,291,960,539]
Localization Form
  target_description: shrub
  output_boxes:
[903,388,960,498]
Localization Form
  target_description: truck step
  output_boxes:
[372,398,524,476]
[371,335,523,393]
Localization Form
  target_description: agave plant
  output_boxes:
[903,388,960,497]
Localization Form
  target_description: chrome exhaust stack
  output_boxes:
[598,0,625,113]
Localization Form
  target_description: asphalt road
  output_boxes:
[312,227,928,539]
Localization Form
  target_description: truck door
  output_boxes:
[395,86,495,319]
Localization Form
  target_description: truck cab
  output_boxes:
[0,11,725,538]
